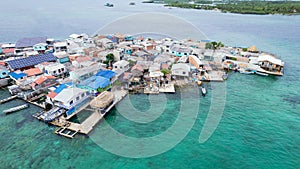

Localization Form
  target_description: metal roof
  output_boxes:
[6,53,57,70]
[79,76,110,89]
[95,70,116,79]
[9,72,27,80]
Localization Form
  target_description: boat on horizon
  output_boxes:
[142,0,154,3]
[129,2,135,5]
[104,3,114,7]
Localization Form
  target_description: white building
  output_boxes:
[54,41,68,52]
[45,63,67,77]
[53,87,89,110]
[112,60,130,74]
[171,63,190,77]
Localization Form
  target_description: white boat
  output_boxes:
[3,104,29,114]
[256,71,269,76]
[239,68,255,75]
[201,87,207,96]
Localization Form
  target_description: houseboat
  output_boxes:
[257,54,284,76]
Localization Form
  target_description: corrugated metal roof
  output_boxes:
[9,72,27,80]
[79,76,110,89]
[23,68,42,76]
[54,84,67,93]
[6,53,56,70]
[54,87,86,103]
[95,70,116,79]
[15,37,47,48]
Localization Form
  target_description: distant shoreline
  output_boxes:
[163,1,300,16]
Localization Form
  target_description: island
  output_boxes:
[0,33,284,138]
[164,1,300,15]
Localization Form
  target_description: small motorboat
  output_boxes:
[3,104,29,114]
[129,2,135,5]
[222,73,228,80]
[201,87,207,96]
[255,71,269,76]
[239,68,255,75]
[104,3,114,7]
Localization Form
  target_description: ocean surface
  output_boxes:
[0,0,300,168]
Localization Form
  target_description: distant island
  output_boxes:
[164,1,300,15]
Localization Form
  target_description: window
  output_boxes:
[182,71,186,75]
[81,93,85,97]
[61,68,65,72]
[2,72,7,76]
[184,53,187,55]
[115,66,117,68]
[76,96,80,101]
[69,100,73,105]
[53,71,56,74]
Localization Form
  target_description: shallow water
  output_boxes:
[0,0,300,168]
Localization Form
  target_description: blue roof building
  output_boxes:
[95,70,116,79]
[9,72,27,80]
[6,53,57,70]
[54,84,68,93]
[78,76,111,94]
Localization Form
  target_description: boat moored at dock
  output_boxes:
[201,87,207,96]
[3,104,29,114]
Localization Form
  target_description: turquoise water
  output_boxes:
[1,0,300,168]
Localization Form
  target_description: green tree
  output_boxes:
[105,53,114,67]
[106,53,114,62]
[161,68,171,76]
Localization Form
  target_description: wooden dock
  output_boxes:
[22,98,46,109]
[105,89,128,113]
[52,89,128,138]
[65,101,91,120]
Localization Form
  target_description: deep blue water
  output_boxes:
[0,0,300,168]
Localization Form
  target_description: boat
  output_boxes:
[3,104,29,114]
[255,71,269,76]
[40,107,66,122]
[0,95,18,104]
[201,87,207,96]
[222,73,228,80]
[104,3,114,7]
[129,2,135,5]
[142,0,154,3]
[239,68,255,75]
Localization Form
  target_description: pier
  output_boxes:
[22,98,46,109]
[51,89,128,138]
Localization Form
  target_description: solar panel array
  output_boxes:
[7,53,57,70]
[15,37,47,48]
